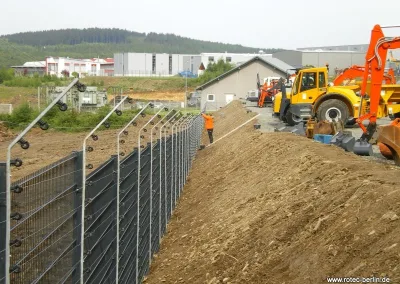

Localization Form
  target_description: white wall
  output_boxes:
[156,54,169,76]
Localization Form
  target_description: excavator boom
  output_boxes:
[333,65,396,85]
[353,24,400,165]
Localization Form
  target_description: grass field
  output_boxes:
[80,76,199,93]
[0,76,200,108]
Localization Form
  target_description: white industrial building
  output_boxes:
[12,57,114,78]
[113,53,199,77]
[272,50,367,76]
[45,57,114,77]
[113,52,273,77]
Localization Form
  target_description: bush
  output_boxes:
[0,102,142,132]
[0,103,39,128]
[0,68,14,84]
[3,74,67,88]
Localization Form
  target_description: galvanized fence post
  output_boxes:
[81,96,128,284]
[136,106,165,284]
[0,162,6,284]
[72,151,83,284]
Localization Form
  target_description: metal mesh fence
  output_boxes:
[8,153,80,284]
[1,115,203,284]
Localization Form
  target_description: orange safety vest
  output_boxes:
[202,113,214,129]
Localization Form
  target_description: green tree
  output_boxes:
[195,58,235,84]
[0,67,14,83]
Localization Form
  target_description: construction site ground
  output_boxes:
[244,100,395,165]
[144,100,400,284]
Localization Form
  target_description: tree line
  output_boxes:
[0,28,284,68]
[1,28,145,46]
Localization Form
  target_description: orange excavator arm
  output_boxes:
[358,25,400,130]
[353,25,400,160]
[333,64,396,85]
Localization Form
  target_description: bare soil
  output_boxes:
[144,101,400,284]
[124,91,185,102]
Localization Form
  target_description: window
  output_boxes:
[152,54,156,74]
[208,56,214,62]
[226,57,232,63]
[300,72,317,92]
[318,72,326,87]
[169,55,172,75]
[207,94,215,101]
[292,75,300,95]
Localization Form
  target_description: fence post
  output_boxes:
[0,162,6,284]
[72,151,83,284]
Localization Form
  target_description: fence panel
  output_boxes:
[83,155,118,284]
[0,163,6,284]
[8,153,80,284]
[165,136,174,223]
[118,149,139,283]
[159,137,167,238]
[1,115,203,284]
[138,144,152,282]
[151,140,161,256]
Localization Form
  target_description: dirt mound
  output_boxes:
[200,100,257,145]
[144,104,400,283]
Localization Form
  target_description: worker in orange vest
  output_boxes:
[201,112,214,143]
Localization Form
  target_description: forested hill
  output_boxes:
[1,28,144,46]
[0,28,283,68]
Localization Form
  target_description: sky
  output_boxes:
[1,0,400,50]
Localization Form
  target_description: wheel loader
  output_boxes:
[272,65,400,126]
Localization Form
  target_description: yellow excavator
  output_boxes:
[272,65,400,126]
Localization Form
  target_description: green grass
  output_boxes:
[0,102,202,133]
[80,76,200,92]
[0,85,37,100]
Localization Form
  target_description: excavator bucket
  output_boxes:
[377,119,400,165]
[353,140,373,156]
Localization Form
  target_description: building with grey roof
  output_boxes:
[195,56,294,111]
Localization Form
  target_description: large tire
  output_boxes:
[285,111,303,126]
[316,99,350,123]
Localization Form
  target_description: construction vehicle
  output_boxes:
[272,63,400,126]
[351,24,400,164]
[256,74,279,107]
[257,74,294,108]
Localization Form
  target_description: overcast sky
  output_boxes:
[1,0,400,50]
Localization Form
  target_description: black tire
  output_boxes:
[285,111,303,126]
[316,99,350,123]
[393,112,400,119]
